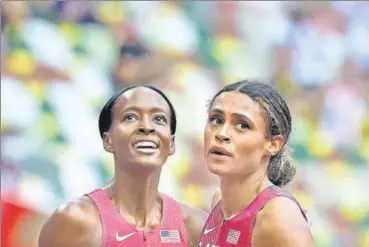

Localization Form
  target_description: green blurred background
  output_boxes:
[1,1,368,247]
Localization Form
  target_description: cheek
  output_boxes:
[112,126,130,145]
[158,129,172,150]
[204,124,212,145]
[234,134,265,159]
[161,137,171,150]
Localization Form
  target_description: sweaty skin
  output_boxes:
[39,87,208,247]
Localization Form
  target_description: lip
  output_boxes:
[132,139,159,148]
[208,146,232,157]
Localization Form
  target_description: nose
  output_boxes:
[138,126,155,134]
[138,117,155,135]
[215,126,230,143]
[215,133,230,143]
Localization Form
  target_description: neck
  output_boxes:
[220,170,271,219]
[108,163,163,230]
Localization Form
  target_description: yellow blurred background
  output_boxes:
[1,1,368,247]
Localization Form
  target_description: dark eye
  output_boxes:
[237,122,249,130]
[123,114,137,121]
[210,116,223,125]
[154,115,167,123]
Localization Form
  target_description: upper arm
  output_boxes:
[181,204,209,247]
[38,197,101,247]
[211,191,221,210]
[252,197,315,247]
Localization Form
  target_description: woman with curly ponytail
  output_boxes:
[199,80,314,247]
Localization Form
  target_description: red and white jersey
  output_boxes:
[87,189,189,247]
[198,185,308,247]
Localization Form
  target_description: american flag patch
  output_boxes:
[160,230,181,243]
[226,229,241,245]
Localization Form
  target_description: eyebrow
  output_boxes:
[209,108,255,126]
[120,105,169,116]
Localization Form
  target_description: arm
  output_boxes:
[181,204,209,247]
[252,197,315,247]
[38,197,101,247]
[211,190,221,210]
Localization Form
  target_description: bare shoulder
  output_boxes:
[180,203,209,247]
[38,196,101,247]
[252,196,315,247]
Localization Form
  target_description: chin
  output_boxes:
[134,156,166,168]
[207,162,232,176]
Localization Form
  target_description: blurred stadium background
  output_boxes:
[1,1,368,247]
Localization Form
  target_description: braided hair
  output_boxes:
[208,80,296,186]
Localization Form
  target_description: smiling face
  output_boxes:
[103,87,175,170]
[204,91,278,177]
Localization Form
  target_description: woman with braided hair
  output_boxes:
[199,80,314,247]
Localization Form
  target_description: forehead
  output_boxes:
[113,87,171,115]
[211,91,265,122]
[212,91,262,111]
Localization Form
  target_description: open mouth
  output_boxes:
[209,146,232,157]
[211,151,228,156]
[134,141,158,153]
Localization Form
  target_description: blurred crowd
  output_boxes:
[1,1,368,247]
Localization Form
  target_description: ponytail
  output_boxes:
[267,145,296,186]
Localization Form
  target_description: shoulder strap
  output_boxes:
[160,193,189,246]
[86,189,117,217]
[200,199,223,236]
[245,185,309,245]
[248,186,308,221]
[85,189,123,247]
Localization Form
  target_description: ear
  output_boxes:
[103,132,114,153]
[265,135,284,156]
[169,135,176,156]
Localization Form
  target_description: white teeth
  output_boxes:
[134,141,158,149]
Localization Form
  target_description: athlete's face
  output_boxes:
[204,91,282,177]
[103,87,174,170]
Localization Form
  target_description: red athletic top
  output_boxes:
[198,185,308,247]
[86,189,189,247]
